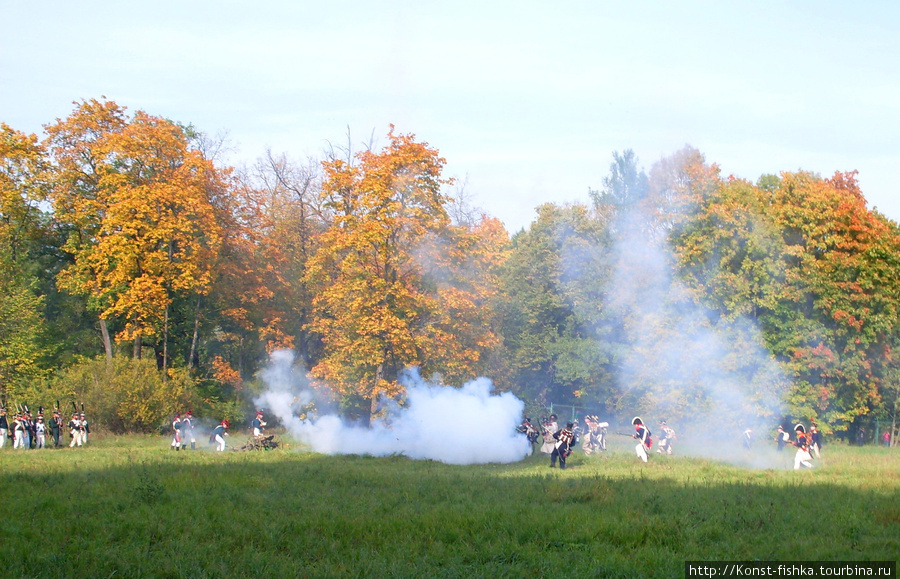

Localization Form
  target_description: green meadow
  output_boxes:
[0,435,897,578]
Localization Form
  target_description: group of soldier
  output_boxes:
[169,409,267,452]
[518,413,826,470]
[0,406,90,450]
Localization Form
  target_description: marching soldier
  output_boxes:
[550,422,578,470]
[80,413,89,445]
[50,410,62,447]
[632,417,652,463]
[252,410,267,437]
[793,423,813,469]
[211,420,229,452]
[582,415,608,455]
[13,411,27,449]
[68,412,82,447]
[0,407,7,449]
[35,415,47,449]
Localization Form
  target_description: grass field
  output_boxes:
[0,433,897,578]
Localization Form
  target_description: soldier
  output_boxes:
[182,411,196,450]
[582,415,608,455]
[550,422,578,470]
[211,420,229,452]
[252,410,267,437]
[540,414,558,454]
[24,410,34,449]
[792,423,813,469]
[13,411,27,449]
[171,413,183,450]
[0,407,8,449]
[515,417,539,453]
[657,421,675,455]
[68,412,82,447]
[50,410,62,447]
[809,425,822,458]
[35,415,46,449]
[775,426,789,452]
[632,417,652,463]
[80,413,89,445]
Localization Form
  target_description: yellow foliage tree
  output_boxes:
[306,128,507,421]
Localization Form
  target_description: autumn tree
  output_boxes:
[306,128,502,422]
[45,99,224,368]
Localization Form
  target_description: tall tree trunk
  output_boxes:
[162,304,169,381]
[99,318,113,362]
[188,297,201,370]
[133,332,142,359]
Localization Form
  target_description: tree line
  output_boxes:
[1,98,898,441]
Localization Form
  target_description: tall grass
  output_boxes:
[0,434,896,578]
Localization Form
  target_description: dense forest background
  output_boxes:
[2,99,899,442]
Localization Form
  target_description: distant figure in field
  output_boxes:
[540,414,558,454]
[809,425,822,457]
[775,426,789,452]
[171,413,183,451]
[211,420,229,451]
[0,407,8,449]
[742,428,753,450]
[550,421,578,470]
[515,417,540,454]
[632,417,652,463]
[252,410,267,437]
[35,415,46,449]
[182,411,196,450]
[856,428,866,446]
[13,411,27,449]
[882,431,891,447]
[68,412,82,448]
[792,423,813,470]
[656,421,675,455]
[50,409,62,447]
[582,415,608,455]
[80,413,89,445]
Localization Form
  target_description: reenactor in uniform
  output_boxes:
[80,413,89,444]
[582,415,608,455]
[13,411,27,449]
[35,415,46,449]
[657,421,675,455]
[550,422,578,470]
[252,410,267,437]
[171,413,183,450]
[0,408,8,449]
[792,423,813,469]
[211,420,229,452]
[50,410,62,447]
[775,426,789,452]
[540,414,558,454]
[809,425,822,458]
[25,410,34,449]
[182,411,196,450]
[68,413,82,447]
[632,417,652,463]
[515,417,540,453]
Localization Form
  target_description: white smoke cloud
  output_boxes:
[255,350,531,465]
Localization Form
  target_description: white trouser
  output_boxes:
[14,430,25,449]
[172,434,181,448]
[636,442,648,462]
[0,428,6,448]
[70,430,82,447]
[215,434,226,451]
[794,449,813,469]
[253,428,262,437]
[811,443,820,458]
[36,434,46,448]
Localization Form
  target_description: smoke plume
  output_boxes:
[255,350,530,465]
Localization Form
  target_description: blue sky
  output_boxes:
[2,1,898,232]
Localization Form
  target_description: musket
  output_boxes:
[615,431,637,437]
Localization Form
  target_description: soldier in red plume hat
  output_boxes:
[632,417,652,463]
